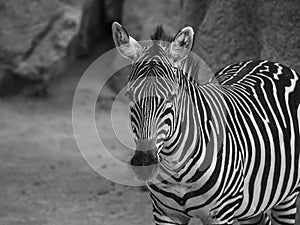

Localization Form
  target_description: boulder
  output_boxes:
[192,0,300,74]
[0,0,111,95]
[179,0,210,31]
[258,0,300,73]
[103,0,124,25]
[74,0,105,58]
[122,0,181,40]
[76,0,124,57]
[0,0,79,82]
[193,0,261,73]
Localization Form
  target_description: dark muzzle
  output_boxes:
[130,138,159,181]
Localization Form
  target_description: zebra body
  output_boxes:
[149,60,300,224]
[112,23,300,224]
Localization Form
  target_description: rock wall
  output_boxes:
[122,0,182,39]
[193,0,261,72]
[2,0,299,94]
[193,0,300,73]
[179,0,210,31]
[259,0,300,73]
[0,0,121,95]
[0,0,81,83]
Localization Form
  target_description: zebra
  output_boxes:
[111,22,300,225]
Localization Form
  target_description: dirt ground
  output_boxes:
[0,38,299,225]
[0,39,153,225]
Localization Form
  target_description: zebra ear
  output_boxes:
[112,22,142,62]
[168,26,194,65]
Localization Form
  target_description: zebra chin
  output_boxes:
[131,163,159,181]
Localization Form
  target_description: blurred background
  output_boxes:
[0,0,299,224]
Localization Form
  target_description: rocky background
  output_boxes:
[0,0,106,95]
[0,0,300,224]
[1,0,300,93]
[117,0,300,90]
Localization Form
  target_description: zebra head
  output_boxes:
[112,22,194,181]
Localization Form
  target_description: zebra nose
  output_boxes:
[130,150,159,181]
[132,138,158,166]
[130,149,158,166]
[131,138,158,166]
[130,138,159,181]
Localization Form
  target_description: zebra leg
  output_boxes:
[238,213,268,225]
[271,190,299,225]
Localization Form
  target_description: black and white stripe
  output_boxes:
[112,22,300,224]
[128,46,300,224]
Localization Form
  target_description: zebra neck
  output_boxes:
[179,53,214,84]
[161,81,225,180]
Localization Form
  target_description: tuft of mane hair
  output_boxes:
[150,25,173,42]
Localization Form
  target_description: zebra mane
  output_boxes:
[180,52,214,84]
[150,25,214,84]
[150,25,173,42]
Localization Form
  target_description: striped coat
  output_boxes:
[112,22,300,224]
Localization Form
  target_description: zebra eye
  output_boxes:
[132,126,137,135]
[125,90,134,101]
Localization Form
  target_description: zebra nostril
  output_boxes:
[130,149,158,166]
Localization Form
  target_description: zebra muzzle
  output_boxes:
[130,138,159,181]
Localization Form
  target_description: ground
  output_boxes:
[0,39,299,225]
[0,39,153,225]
